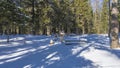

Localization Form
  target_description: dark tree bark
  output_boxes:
[32,0,35,35]
[108,0,111,37]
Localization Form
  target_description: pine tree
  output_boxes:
[59,0,73,34]
[93,0,101,34]
[101,0,109,34]
[38,0,52,35]
[52,0,66,33]
[0,0,25,42]
[71,0,93,34]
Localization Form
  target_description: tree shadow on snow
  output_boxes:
[1,34,119,68]
[0,42,95,68]
[81,34,120,58]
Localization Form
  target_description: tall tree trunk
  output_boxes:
[7,23,10,43]
[67,26,70,34]
[108,0,111,37]
[32,0,35,35]
[110,0,120,48]
[47,25,51,36]
[76,27,79,34]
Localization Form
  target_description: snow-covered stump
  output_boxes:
[49,39,54,46]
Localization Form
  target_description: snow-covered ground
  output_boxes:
[0,34,120,68]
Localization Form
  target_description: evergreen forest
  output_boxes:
[0,0,120,35]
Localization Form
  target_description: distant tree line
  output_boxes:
[0,0,119,35]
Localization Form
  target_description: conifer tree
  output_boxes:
[72,0,93,34]
[101,0,109,34]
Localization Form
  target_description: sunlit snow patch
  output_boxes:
[46,52,58,59]
[45,52,60,65]
[79,48,120,68]
[23,64,32,68]
[72,46,82,55]
[25,41,33,44]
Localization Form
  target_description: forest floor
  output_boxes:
[0,34,120,68]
